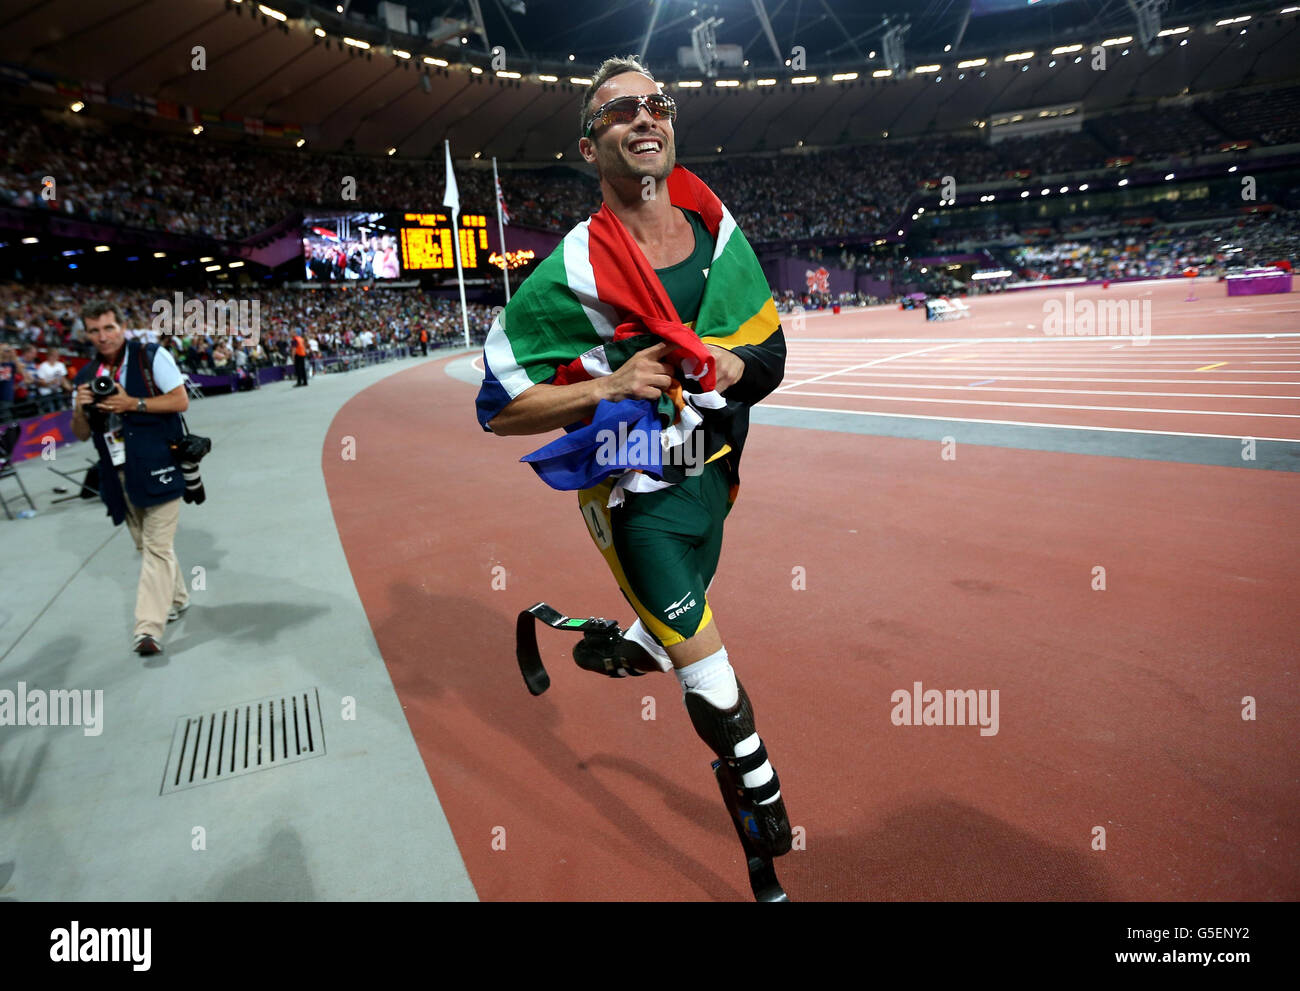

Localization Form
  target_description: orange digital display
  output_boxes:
[400,212,489,270]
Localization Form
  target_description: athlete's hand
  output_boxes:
[705,344,745,393]
[603,341,676,402]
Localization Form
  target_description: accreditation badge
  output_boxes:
[104,413,126,466]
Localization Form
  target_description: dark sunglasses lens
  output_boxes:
[644,96,675,118]
[606,96,675,125]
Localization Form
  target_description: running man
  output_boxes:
[476,55,791,864]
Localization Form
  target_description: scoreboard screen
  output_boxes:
[301,210,503,281]
[399,213,490,272]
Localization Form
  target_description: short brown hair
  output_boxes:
[82,301,120,325]
[580,55,658,139]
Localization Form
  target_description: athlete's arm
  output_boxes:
[489,342,675,436]
[712,327,786,406]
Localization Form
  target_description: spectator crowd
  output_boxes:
[5,87,1300,245]
[0,282,495,418]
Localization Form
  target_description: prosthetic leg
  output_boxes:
[514,603,791,901]
[685,681,792,901]
[515,602,658,696]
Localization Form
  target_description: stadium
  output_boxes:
[1,0,1295,940]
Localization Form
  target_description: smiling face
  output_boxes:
[579,72,676,187]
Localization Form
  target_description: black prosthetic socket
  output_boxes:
[572,624,658,678]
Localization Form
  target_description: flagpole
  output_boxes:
[443,139,471,348]
[492,156,511,302]
[452,211,470,349]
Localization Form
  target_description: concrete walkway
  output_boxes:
[0,350,479,901]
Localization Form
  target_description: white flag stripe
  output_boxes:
[483,312,536,400]
[563,220,619,341]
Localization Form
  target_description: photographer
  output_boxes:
[71,302,191,656]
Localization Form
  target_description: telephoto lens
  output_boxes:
[178,460,206,504]
[170,434,211,505]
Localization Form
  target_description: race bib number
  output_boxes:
[582,500,612,551]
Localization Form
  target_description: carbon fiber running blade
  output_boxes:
[526,602,568,628]
[746,855,790,902]
[516,606,552,696]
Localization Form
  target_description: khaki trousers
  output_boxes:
[118,470,188,640]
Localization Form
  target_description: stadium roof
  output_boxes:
[2,0,1297,161]
[393,0,1277,66]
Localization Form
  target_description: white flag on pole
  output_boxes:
[443,139,460,215]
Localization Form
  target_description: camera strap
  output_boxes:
[137,342,194,440]
[138,341,160,398]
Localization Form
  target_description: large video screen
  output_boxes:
[301,210,490,280]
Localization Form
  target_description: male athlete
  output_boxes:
[476,56,791,864]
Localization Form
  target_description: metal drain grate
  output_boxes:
[161,689,325,794]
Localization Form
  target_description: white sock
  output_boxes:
[675,647,738,708]
[623,617,672,673]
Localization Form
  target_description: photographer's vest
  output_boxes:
[73,340,186,525]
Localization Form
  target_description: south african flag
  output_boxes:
[475,165,783,493]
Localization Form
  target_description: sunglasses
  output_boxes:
[584,92,677,137]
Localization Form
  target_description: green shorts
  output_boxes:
[578,456,736,647]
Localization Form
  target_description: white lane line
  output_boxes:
[891,358,1300,365]
[777,389,1300,417]
[778,382,1300,400]
[775,340,970,392]
[846,365,1300,374]
[787,332,1300,344]
[783,372,1300,385]
[761,403,1300,444]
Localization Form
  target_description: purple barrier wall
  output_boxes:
[1004,274,1205,292]
[856,276,892,298]
[911,253,986,266]
[189,349,415,391]
[1225,270,1293,296]
[769,258,856,294]
[7,409,77,463]
[484,224,564,259]
[187,364,291,390]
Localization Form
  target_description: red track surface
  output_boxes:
[772,280,1300,440]
[324,280,1299,901]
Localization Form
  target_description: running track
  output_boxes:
[323,279,1299,900]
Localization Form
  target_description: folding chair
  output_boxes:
[183,375,205,400]
[0,422,37,519]
[48,457,101,505]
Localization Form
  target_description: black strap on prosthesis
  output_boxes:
[513,600,791,902]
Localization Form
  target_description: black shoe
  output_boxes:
[133,634,162,656]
